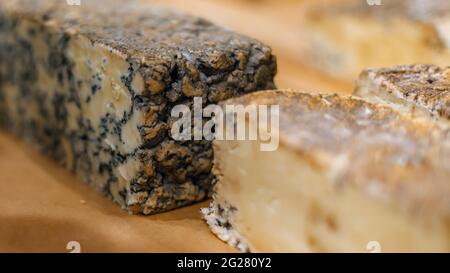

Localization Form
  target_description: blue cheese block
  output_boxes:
[0,0,276,214]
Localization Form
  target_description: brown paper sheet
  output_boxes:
[0,132,235,252]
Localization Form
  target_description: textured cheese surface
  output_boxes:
[0,0,276,214]
[203,90,450,252]
[355,64,450,128]
[301,0,450,80]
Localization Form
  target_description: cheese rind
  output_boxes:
[0,0,276,214]
[354,64,450,128]
[202,90,450,252]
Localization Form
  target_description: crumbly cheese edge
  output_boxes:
[201,196,251,253]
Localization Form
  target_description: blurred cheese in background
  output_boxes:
[301,0,450,82]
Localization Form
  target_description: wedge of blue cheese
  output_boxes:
[0,0,276,214]
[355,64,449,129]
[202,90,450,252]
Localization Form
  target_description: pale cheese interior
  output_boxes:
[214,139,450,252]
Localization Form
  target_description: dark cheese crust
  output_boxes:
[2,0,276,98]
[0,0,276,214]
